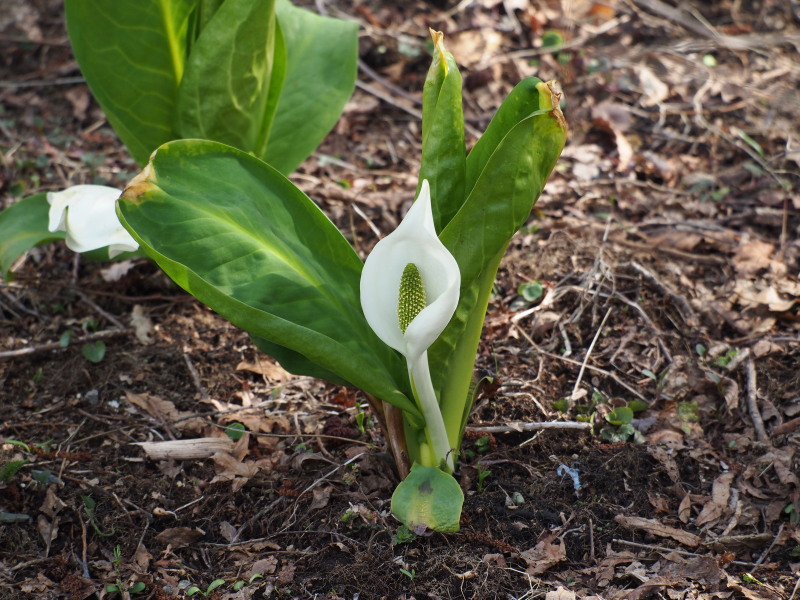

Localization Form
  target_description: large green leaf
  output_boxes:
[432,84,568,445]
[118,140,418,419]
[263,0,358,174]
[64,0,197,165]
[176,0,283,157]
[419,31,466,233]
[0,194,64,281]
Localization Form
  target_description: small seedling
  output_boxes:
[186,579,226,597]
[392,524,416,546]
[82,340,106,363]
[223,422,246,441]
[742,573,763,586]
[82,495,115,537]
[354,400,371,434]
[105,545,146,596]
[232,573,264,591]
[474,435,492,454]
[476,464,491,492]
[399,567,416,581]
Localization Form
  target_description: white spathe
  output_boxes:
[360,180,460,471]
[360,179,460,363]
[47,185,138,257]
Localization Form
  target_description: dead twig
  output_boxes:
[571,307,612,401]
[182,350,210,403]
[745,357,768,442]
[774,416,800,436]
[0,328,132,359]
[466,421,591,434]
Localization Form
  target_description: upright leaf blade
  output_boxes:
[431,84,568,445]
[64,0,197,165]
[176,0,281,157]
[465,77,543,197]
[263,0,358,174]
[419,31,466,232]
[118,140,417,419]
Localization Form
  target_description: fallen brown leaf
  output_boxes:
[520,531,567,575]
[614,515,701,547]
[154,526,205,548]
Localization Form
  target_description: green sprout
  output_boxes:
[105,545,146,596]
[186,579,226,597]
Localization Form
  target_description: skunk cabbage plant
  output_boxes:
[117,30,567,531]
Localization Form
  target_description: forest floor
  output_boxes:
[1,1,799,599]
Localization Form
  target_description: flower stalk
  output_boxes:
[360,179,460,472]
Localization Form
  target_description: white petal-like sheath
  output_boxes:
[47,185,139,257]
[360,180,460,361]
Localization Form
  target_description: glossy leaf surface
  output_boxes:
[176,0,282,156]
[263,0,359,174]
[64,0,197,165]
[419,31,466,233]
[117,140,417,418]
[431,83,568,445]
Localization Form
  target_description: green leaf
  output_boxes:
[263,0,358,174]
[465,77,544,197]
[64,0,197,165]
[605,406,633,425]
[207,579,226,593]
[391,464,463,533]
[419,31,466,232]
[82,341,107,364]
[130,581,146,593]
[118,140,418,421]
[0,193,64,281]
[432,83,567,448]
[223,422,246,441]
[177,0,282,158]
[518,281,543,302]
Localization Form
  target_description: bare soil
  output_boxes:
[1,1,799,599]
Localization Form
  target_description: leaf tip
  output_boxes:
[429,28,448,75]
[122,159,156,204]
[537,80,568,134]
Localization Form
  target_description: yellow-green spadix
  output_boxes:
[360,179,460,471]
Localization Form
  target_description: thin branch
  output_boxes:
[571,307,612,400]
[0,328,131,359]
[467,421,591,434]
[745,357,768,442]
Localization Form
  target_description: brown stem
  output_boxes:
[363,393,411,479]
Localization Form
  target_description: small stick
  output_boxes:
[467,421,591,434]
[182,350,210,402]
[612,538,755,567]
[745,357,768,442]
[753,522,783,570]
[774,416,800,436]
[0,328,131,359]
[76,290,126,329]
[571,307,612,400]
